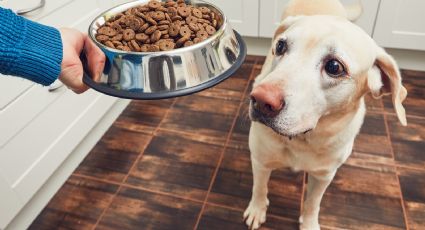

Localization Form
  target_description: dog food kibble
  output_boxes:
[96,34,110,42]
[123,29,136,41]
[196,30,208,39]
[179,26,191,37]
[151,30,162,42]
[135,33,149,42]
[145,25,158,35]
[95,0,221,52]
[205,25,216,35]
[148,0,161,9]
[192,8,203,18]
[199,6,210,14]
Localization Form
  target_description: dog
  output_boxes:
[244,0,408,229]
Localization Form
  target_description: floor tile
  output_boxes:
[254,55,267,66]
[387,115,425,169]
[114,99,175,135]
[197,204,299,230]
[75,126,152,183]
[319,164,405,230]
[197,55,256,101]
[346,151,396,172]
[228,69,260,149]
[208,145,304,221]
[197,77,249,101]
[246,65,262,94]
[364,93,384,112]
[160,94,240,144]
[29,176,118,230]
[398,167,425,230]
[383,70,425,118]
[353,113,392,158]
[125,130,224,200]
[243,55,260,67]
[96,187,202,230]
[228,100,251,149]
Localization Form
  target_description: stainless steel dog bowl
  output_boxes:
[82,0,246,100]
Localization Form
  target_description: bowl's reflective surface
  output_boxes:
[83,0,246,100]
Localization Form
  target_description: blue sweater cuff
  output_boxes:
[0,9,63,86]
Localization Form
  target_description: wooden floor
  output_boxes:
[30,56,425,230]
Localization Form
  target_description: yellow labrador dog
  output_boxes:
[244,0,408,229]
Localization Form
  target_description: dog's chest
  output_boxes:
[254,134,343,172]
[277,138,332,171]
[250,122,356,172]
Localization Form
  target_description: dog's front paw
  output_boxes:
[243,200,268,230]
[299,215,320,230]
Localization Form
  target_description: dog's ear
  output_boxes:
[273,16,304,41]
[367,46,407,126]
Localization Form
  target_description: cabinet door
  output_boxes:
[258,0,289,38]
[374,0,425,51]
[0,0,82,146]
[0,175,22,229]
[204,0,259,37]
[259,0,379,38]
[0,77,33,111]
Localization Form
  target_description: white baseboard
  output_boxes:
[5,99,130,230]
[243,36,425,72]
[386,48,425,72]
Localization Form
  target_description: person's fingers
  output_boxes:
[58,28,90,94]
[83,34,105,82]
[58,28,105,94]
[59,61,89,94]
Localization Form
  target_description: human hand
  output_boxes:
[58,28,105,94]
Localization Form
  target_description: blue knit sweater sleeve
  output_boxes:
[0,7,63,86]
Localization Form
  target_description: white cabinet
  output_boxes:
[0,176,22,230]
[0,77,33,111]
[348,0,380,36]
[0,0,121,229]
[204,0,259,37]
[258,0,289,38]
[258,0,380,38]
[373,0,425,51]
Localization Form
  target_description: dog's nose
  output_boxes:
[250,84,285,117]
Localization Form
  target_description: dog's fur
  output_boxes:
[244,0,407,229]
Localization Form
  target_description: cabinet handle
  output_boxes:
[48,80,64,92]
[16,0,46,15]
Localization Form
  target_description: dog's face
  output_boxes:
[250,15,407,137]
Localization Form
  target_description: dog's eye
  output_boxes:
[275,39,288,56]
[324,59,346,77]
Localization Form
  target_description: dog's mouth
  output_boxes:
[250,107,313,139]
[259,120,313,140]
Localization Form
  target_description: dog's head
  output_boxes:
[250,15,407,137]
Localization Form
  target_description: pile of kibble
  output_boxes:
[95,0,220,52]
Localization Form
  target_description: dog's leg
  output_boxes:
[300,171,336,230]
[243,159,272,230]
